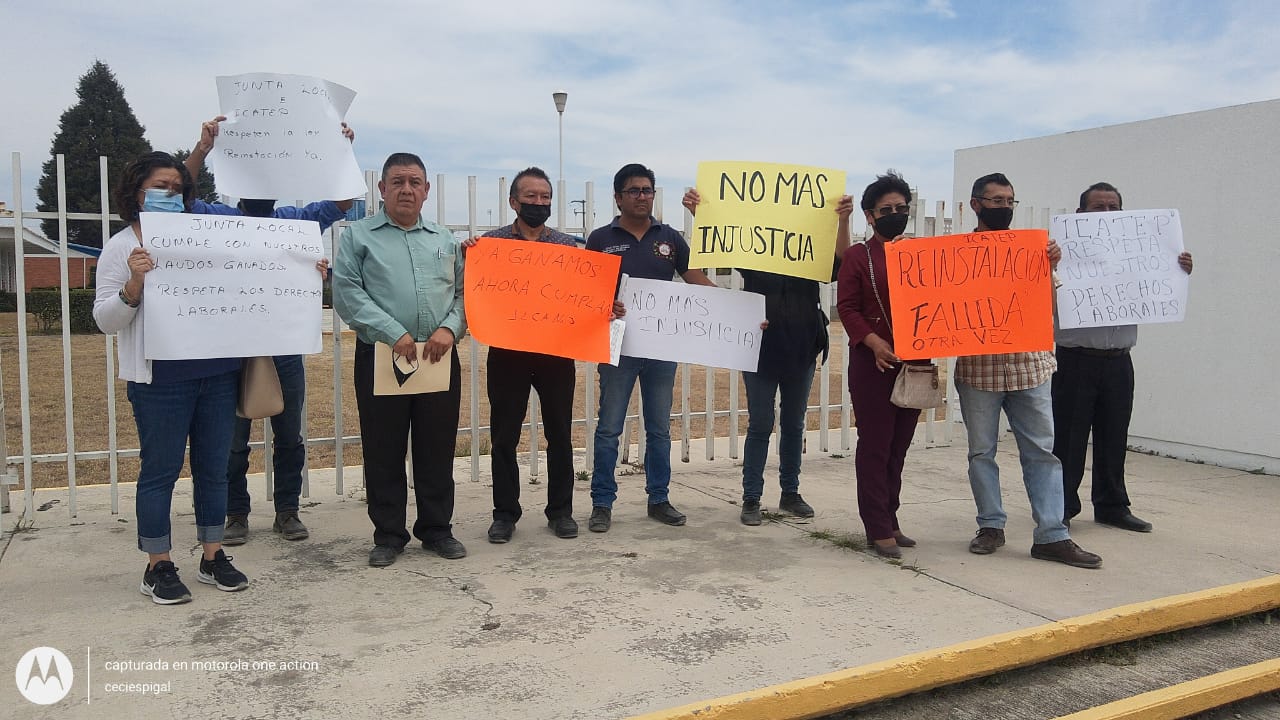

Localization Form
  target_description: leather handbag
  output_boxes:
[237,356,284,419]
[890,363,946,409]
[865,243,946,410]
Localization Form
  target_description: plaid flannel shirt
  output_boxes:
[955,350,1056,392]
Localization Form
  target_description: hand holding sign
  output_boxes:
[209,73,366,202]
[690,161,846,281]
[884,230,1055,359]
[1050,209,1189,329]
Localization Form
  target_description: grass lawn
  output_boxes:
[0,312,949,490]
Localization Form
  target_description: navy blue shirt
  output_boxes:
[585,216,690,281]
[150,358,240,385]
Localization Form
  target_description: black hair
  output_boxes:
[238,199,277,217]
[510,167,553,199]
[114,151,194,223]
[1078,182,1122,211]
[613,163,655,194]
[971,172,1012,199]
[860,170,912,212]
[381,152,426,180]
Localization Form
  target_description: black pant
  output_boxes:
[354,340,461,547]
[1051,346,1134,520]
[487,347,576,522]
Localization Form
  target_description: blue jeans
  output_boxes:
[227,355,306,515]
[956,379,1069,545]
[590,356,676,508]
[128,371,239,553]
[741,362,814,501]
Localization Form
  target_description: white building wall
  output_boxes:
[953,99,1280,473]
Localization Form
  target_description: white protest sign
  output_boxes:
[210,73,366,202]
[140,212,324,359]
[1051,209,1188,329]
[619,278,765,372]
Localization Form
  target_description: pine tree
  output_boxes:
[172,148,218,203]
[35,61,152,248]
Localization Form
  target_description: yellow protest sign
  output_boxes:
[691,161,846,281]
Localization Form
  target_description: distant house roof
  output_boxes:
[0,219,97,258]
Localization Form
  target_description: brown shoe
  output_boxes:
[893,532,917,548]
[1031,539,1102,569]
[968,527,1005,554]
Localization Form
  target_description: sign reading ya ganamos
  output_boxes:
[464,238,621,363]
[883,229,1054,360]
[691,161,845,281]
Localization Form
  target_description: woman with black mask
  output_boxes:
[836,171,926,559]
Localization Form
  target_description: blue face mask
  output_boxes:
[142,188,184,213]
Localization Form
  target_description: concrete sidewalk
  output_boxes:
[2,434,1277,719]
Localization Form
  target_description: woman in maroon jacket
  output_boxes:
[836,171,922,559]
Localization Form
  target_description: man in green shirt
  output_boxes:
[333,152,467,566]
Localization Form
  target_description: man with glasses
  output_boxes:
[1052,182,1193,533]
[584,163,717,532]
[956,173,1102,569]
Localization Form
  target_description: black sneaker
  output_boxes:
[647,501,687,526]
[740,499,762,526]
[140,561,192,605]
[223,515,248,546]
[272,511,309,541]
[197,549,249,592]
[588,506,612,533]
[548,516,579,539]
[779,493,815,518]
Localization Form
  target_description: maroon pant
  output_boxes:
[849,344,921,542]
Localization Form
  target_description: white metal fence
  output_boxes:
[2,153,1078,521]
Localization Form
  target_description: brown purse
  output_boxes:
[237,356,284,419]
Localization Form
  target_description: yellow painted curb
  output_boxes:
[1054,657,1280,719]
[629,575,1280,720]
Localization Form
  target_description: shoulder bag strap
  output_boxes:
[865,242,891,332]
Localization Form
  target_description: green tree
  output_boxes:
[172,148,218,203]
[36,60,152,248]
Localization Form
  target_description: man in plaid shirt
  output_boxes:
[956,173,1102,569]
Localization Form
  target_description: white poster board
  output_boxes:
[619,278,765,372]
[209,73,366,202]
[1051,209,1188,329]
[140,212,324,359]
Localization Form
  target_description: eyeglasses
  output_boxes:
[619,188,655,199]
[973,196,1019,208]
[875,205,910,218]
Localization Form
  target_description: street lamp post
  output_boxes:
[552,91,567,184]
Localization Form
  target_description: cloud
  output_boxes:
[2,0,1278,231]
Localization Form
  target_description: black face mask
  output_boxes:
[977,206,1014,231]
[517,202,551,228]
[873,213,910,240]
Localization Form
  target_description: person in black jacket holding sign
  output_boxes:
[682,188,852,525]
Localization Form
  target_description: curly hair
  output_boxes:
[114,152,194,223]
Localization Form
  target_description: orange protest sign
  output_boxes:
[883,229,1054,360]
[464,238,621,362]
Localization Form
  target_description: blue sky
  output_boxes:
[2,0,1278,232]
